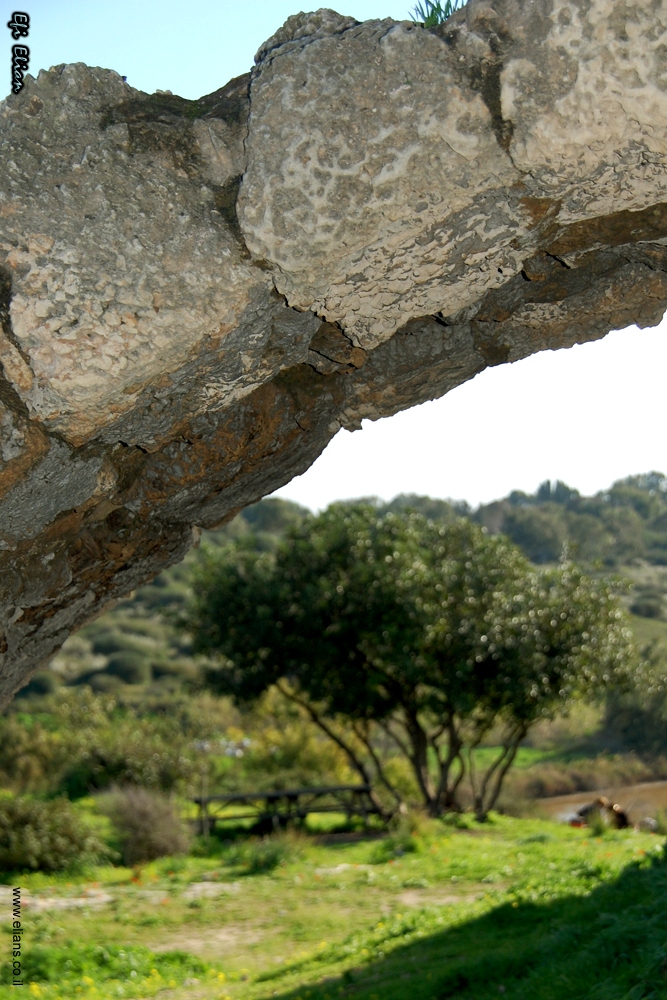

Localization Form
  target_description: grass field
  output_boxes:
[1,815,665,1000]
[629,611,667,648]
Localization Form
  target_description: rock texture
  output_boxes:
[1,0,667,702]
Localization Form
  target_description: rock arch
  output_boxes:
[1,1,667,702]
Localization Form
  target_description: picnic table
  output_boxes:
[191,784,381,834]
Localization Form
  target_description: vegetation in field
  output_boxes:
[0,816,663,1000]
[186,505,639,819]
[0,943,212,995]
[30,473,667,711]
[6,476,667,825]
[4,477,667,997]
[98,787,191,865]
[411,0,467,26]
[0,796,108,874]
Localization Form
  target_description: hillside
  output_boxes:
[19,474,667,733]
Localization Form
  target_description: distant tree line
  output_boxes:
[387,472,667,569]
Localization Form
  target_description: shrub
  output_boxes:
[370,817,423,864]
[86,672,123,694]
[99,786,191,865]
[225,832,302,874]
[151,660,186,679]
[630,596,663,619]
[50,686,118,728]
[58,720,193,798]
[0,718,65,793]
[242,688,354,790]
[106,650,151,684]
[15,671,59,699]
[499,753,667,804]
[655,809,667,835]
[0,797,107,873]
[88,628,144,656]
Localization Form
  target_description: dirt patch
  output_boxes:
[314,864,372,875]
[314,831,386,845]
[135,889,170,904]
[150,923,263,957]
[181,881,241,900]
[537,779,667,824]
[0,887,114,913]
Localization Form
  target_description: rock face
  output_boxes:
[1,0,667,702]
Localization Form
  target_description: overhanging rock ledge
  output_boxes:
[1,0,667,702]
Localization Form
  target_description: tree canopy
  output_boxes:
[185,505,638,818]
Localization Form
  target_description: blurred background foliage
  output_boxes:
[5,473,667,831]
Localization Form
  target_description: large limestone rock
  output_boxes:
[1,0,667,703]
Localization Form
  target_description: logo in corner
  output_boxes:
[7,13,30,93]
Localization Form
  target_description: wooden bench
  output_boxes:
[191,784,381,834]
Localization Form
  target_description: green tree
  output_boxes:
[185,506,637,819]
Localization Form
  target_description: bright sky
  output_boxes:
[5,1,666,509]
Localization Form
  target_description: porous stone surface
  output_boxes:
[1,0,667,702]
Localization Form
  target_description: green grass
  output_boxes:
[470,745,567,772]
[0,816,664,1000]
[629,611,667,647]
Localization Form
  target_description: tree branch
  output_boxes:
[275,680,390,819]
[474,721,528,820]
[351,720,404,809]
[377,717,412,761]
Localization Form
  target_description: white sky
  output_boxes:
[273,322,667,508]
[5,2,666,509]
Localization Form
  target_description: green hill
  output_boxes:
[28,498,309,700]
[21,474,667,710]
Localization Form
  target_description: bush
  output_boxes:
[411,0,466,25]
[0,718,65,793]
[15,671,59,699]
[99,786,191,865]
[150,659,197,683]
[224,832,302,874]
[500,753,667,803]
[58,720,193,798]
[370,816,423,864]
[0,797,107,873]
[630,597,663,619]
[106,650,151,685]
[88,628,143,657]
[230,686,354,792]
[86,672,123,694]
[602,667,667,755]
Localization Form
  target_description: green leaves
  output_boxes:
[186,504,638,816]
[410,0,467,27]
[0,796,108,873]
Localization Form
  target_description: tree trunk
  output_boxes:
[472,723,528,821]
[275,681,391,820]
[351,721,405,812]
[404,710,439,815]
[433,716,465,814]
